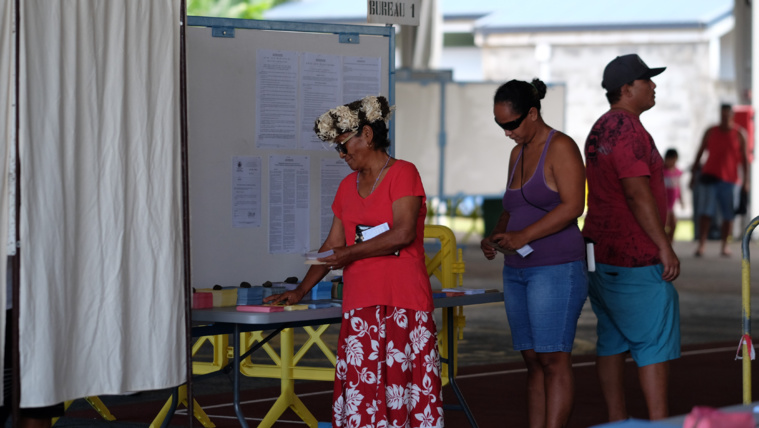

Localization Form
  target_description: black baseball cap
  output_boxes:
[601,54,666,91]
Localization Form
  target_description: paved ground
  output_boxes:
[450,237,759,365]
[56,237,759,427]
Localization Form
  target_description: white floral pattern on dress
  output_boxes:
[333,306,444,428]
[424,349,440,376]
[410,325,433,355]
[345,335,365,366]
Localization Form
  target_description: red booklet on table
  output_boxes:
[237,305,285,313]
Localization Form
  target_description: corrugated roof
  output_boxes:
[264,0,733,30]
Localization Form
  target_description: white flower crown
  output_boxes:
[314,95,394,143]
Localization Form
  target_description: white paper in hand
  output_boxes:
[305,249,334,265]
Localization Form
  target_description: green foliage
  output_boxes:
[187,0,291,20]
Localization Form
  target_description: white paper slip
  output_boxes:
[586,242,596,272]
[361,222,390,241]
[516,244,533,257]
[305,249,334,264]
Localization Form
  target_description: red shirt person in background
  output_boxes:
[691,104,749,257]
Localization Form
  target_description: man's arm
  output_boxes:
[621,176,680,281]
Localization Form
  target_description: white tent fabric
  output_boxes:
[0,0,14,405]
[18,1,185,406]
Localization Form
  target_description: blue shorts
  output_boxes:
[502,260,588,353]
[696,180,737,221]
[588,263,680,366]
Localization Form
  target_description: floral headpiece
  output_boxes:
[313,95,394,143]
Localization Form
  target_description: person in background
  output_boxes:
[663,149,684,242]
[691,104,750,257]
[265,95,442,428]
[481,78,587,428]
[583,53,680,421]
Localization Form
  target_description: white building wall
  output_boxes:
[469,29,737,217]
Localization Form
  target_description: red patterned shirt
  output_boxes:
[583,109,667,267]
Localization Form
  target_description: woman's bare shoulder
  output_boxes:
[548,131,582,154]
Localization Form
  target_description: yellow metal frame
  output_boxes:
[179,224,467,426]
[151,385,216,428]
[192,334,230,374]
[424,224,467,384]
[52,397,116,426]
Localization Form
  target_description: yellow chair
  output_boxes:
[424,224,467,385]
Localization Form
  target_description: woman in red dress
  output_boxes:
[266,95,442,428]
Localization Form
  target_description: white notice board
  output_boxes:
[187,17,393,288]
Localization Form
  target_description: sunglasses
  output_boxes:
[334,131,358,155]
[494,109,530,131]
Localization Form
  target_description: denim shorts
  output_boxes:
[588,263,680,367]
[502,260,588,353]
[696,180,737,221]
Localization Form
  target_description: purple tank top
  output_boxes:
[502,130,585,268]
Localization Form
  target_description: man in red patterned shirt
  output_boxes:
[583,54,681,422]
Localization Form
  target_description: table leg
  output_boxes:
[442,306,478,428]
[258,328,319,427]
[233,323,251,428]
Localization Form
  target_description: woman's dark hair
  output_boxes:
[493,78,547,115]
[365,120,391,151]
[343,96,392,151]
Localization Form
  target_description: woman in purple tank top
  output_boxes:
[480,78,587,428]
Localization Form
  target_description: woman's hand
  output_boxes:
[264,288,308,306]
[480,238,498,260]
[492,231,529,253]
[318,245,352,271]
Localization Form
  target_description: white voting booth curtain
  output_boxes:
[18,1,185,406]
[0,0,14,404]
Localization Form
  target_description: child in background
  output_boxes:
[663,148,684,241]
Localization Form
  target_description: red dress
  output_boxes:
[331,160,442,427]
